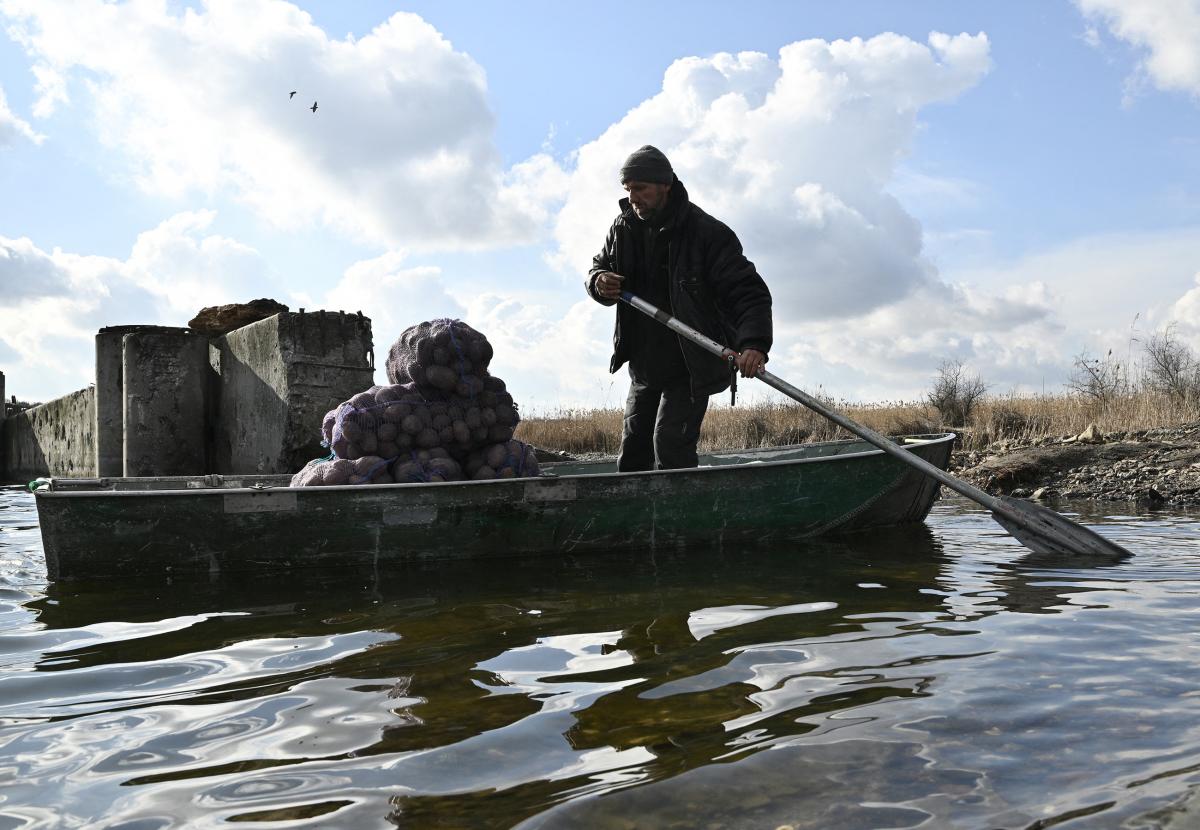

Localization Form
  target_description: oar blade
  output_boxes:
[992,495,1132,559]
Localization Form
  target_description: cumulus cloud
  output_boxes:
[0,0,568,249]
[0,83,42,146]
[0,212,277,400]
[551,32,991,322]
[303,250,465,361]
[1076,0,1200,98]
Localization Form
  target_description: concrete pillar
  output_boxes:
[122,328,208,477]
[95,326,150,478]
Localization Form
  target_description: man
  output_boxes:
[587,145,773,472]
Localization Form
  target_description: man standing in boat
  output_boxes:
[587,145,773,472]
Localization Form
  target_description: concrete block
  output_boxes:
[212,311,374,474]
[122,328,209,477]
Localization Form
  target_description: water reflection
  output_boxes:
[2,492,1199,828]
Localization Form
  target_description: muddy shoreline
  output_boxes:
[953,421,1200,507]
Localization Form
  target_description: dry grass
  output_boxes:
[515,391,1200,455]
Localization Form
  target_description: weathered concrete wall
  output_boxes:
[123,329,209,477]
[1,386,95,481]
[212,311,374,474]
[0,370,6,477]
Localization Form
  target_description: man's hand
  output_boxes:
[594,271,625,300]
[735,348,766,378]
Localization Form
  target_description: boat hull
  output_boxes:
[35,434,955,581]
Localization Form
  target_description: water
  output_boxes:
[2,485,1199,829]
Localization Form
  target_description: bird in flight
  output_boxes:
[289,90,297,98]
[310,101,318,113]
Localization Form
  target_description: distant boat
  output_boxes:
[34,433,955,581]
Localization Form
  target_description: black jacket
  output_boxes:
[586,177,773,397]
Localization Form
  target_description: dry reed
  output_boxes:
[515,391,1200,455]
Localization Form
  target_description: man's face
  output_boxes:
[624,180,671,220]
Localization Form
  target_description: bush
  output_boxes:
[1068,350,1127,403]
[1143,327,1200,404]
[926,360,987,426]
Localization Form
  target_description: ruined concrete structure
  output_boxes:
[0,311,374,481]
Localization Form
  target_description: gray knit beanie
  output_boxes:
[619,145,674,185]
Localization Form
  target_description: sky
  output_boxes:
[2,0,1200,413]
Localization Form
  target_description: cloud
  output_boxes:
[0,83,42,146]
[0,0,568,250]
[786,226,1200,401]
[0,235,73,299]
[550,32,992,323]
[0,212,277,401]
[1076,0,1200,98]
[304,250,465,362]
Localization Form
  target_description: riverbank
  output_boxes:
[953,421,1200,506]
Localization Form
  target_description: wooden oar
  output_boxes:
[619,291,1132,558]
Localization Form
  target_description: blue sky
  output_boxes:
[2,0,1200,412]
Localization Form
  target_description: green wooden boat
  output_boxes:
[34,433,955,581]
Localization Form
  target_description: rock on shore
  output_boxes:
[953,422,1200,506]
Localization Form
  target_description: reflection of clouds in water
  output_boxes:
[686,602,838,641]
[0,630,397,720]
[0,612,249,670]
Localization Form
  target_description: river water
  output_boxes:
[1,485,1199,829]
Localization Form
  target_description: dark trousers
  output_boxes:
[617,377,709,472]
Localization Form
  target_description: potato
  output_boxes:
[396,433,414,450]
[452,420,471,444]
[416,428,440,448]
[432,346,450,366]
[455,375,484,398]
[438,425,455,444]
[378,441,399,459]
[375,385,403,404]
[360,433,378,453]
[332,436,349,457]
[392,460,423,482]
[481,407,497,426]
[485,443,508,469]
[401,414,423,435]
[346,443,364,461]
[431,413,452,430]
[383,403,406,422]
[472,465,496,480]
[349,391,376,408]
[426,365,458,391]
[495,403,517,426]
[489,425,513,443]
[377,422,398,441]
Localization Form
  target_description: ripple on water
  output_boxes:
[1,491,1200,828]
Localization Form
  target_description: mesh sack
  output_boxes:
[290,455,392,487]
[325,380,521,462]
[464,439,541,480]
[385,319,494,394]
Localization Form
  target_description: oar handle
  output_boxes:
[617,290,1002,511]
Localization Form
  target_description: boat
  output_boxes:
[33,433,955,581]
